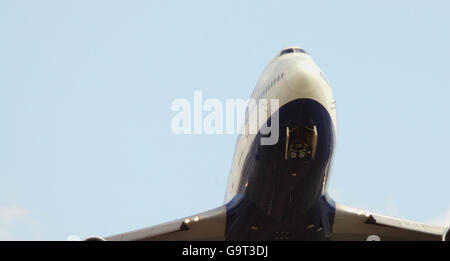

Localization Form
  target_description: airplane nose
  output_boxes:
[286,62,319,95]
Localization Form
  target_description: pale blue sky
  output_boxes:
[0,1,449,240]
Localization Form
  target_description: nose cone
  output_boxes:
[286,61,320,95]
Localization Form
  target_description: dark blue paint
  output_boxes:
[225,98,336,240]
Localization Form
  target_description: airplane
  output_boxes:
[86,46,449,241]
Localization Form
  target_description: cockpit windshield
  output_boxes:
[279,47,307,56]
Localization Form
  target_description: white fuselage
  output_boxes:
[224,48,337,203]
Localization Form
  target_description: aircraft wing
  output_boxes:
[87,205,227,241]
[85,202,448,241]
[331,203,447,241]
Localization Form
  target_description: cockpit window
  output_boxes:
[280,48,294,56]
[280,48,307,56]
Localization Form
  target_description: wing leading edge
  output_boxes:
[93,205,227,241]
[331,203,446,241]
